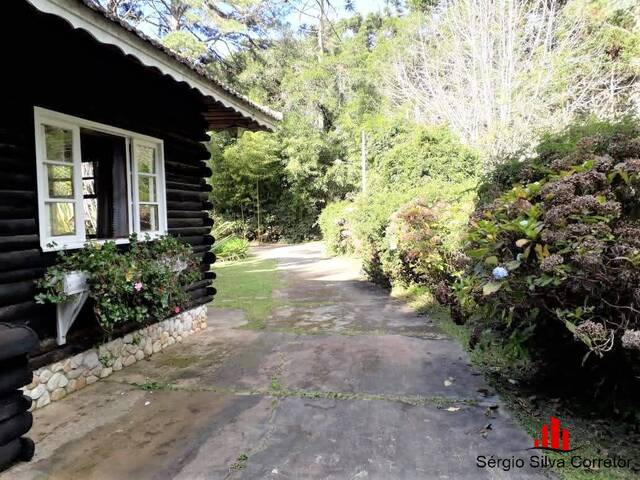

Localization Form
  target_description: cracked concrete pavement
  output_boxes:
[3,243,552,479]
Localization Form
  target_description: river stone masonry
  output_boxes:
[22,305,208,410]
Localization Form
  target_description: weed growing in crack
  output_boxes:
[127,378,475,409]
[267,388,475,408]
[230,453,249,470]
[269,377,282,391]
[137,380,175,391]
[268,353,287,393]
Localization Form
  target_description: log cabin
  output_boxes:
[1,0,280,367]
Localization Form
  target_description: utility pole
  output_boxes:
[256,180,261,243]
[361,129,367,194]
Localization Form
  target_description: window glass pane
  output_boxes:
[82,161,94,177]
[136,145,156,174]
[82,179,95,196]
[138,175,157,202]
[84,198,97,236]
[44,125,73,163]
[48,202,75,236]
[139,204,158,232]
[47,164,74,198]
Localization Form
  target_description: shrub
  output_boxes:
[36,235,199,335]
[319,122,479,293]
[455,119,640,374]
[212,218,251,261]
[476,117,640,205]
[214,236,250,261]
[377,182,475,286]
[367,123,481,192]
[380,184,474,289]
[321,180,476,289]
[212,216,253,240]
[318,200,355,255]
[383,200,461,289]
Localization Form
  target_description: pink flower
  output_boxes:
[133,282,143,292]
[174,307,181,314]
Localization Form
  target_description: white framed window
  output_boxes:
[34,107,168,251]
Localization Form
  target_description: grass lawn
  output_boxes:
[211,255,279,329]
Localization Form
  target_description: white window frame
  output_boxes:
[34,107,168,251]
[131,138,167,236]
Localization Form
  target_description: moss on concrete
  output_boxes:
[156,355,199,369]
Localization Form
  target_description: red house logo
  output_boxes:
[533,416,570,452]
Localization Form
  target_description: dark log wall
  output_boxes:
[0,324,38,471]
[1,2,215,364]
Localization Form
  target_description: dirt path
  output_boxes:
[4,243,550,479]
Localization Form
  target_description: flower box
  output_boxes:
[57,271,90,345]
[62,271,89,295]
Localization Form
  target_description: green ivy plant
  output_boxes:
[35,235,200,335]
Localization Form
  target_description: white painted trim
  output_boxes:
[34,107,168,252]
[35,107,163,143]
[131,140,141,233]
[131,138,167,236]
[26,0,279,130]
[125,137,134,235]
[34,114,85,249]
[158,141,169,235]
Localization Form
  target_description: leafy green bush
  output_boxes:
[212,218,250,261]
[320,120,480,288]
[367,123,481,191]
[214,236,250,261]
[321,180,476,289]
[36,236,199,334]
[212,216,252,240]
[454,119,640,373]
[318,200,355,255]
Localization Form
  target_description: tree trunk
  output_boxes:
[317,0,326,57]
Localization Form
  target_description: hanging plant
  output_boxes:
[35,235,200,335]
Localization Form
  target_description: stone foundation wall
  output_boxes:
[22,305,208,410]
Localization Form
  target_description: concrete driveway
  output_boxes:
[4,243,550,479]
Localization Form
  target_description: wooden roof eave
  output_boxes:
[25,0,281,132]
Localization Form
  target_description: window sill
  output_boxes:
[41,232,166,252]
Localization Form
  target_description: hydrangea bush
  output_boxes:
[36,235,200,335]
[454,119,640,371]
[381,199,467,291]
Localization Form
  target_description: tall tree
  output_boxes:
[97,0,290,65]
[285,0,357,57]
[389,0,639,159]
[103,0,145,21]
